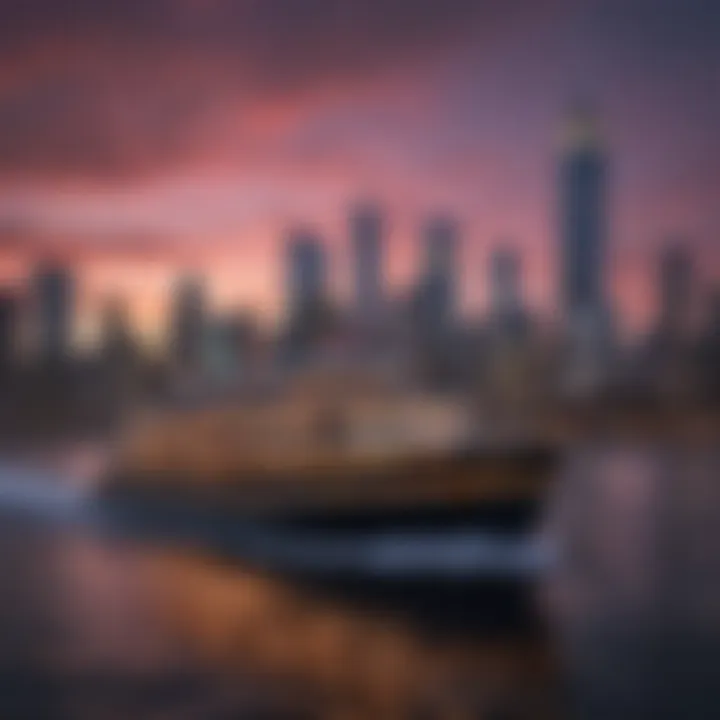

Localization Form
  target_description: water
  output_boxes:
[0,446,717,718]
[544,447,720,719]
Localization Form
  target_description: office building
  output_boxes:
[350,203,384,323]
[33,264,75,363]
[656,243,694,340]
[0,290,19,376]
[489,246,525,329]
[557,106,614,394]
[287,229,327,321]
[169,275,206,373]
[417,215,459,332]
[560,105,607,331]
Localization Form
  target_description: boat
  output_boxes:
[96,376,557,632]
[101,379,557,535]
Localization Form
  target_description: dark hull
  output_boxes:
[270,496,542,533]
[288,572,545,637]
[103,445,557,534]
[93,491,548,633]
[96,449,557,635]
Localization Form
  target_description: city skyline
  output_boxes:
[0,167,718,353]
[0,0,717,345]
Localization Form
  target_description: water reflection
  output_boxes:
[0,525,553,717]
[144,553,554,718]
[544,446,720,719]
[0,447,718,718]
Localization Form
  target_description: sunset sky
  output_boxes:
[0,0,717,345]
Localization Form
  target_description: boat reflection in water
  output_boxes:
[0,478,556,718]
[1,426,718,716]
[543,447,720,719]
[146,550,556,718]
[88,387,560,716]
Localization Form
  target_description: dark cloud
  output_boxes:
[0,0,716,184]
[0,0,524,181]
[0,0,497,69]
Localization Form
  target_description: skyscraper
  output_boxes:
[488,246,530,339]
[418,215,459,332]
[706,288,720,340]
[205,312,257,384]
[647,243,696,398]
[484,249,536,432]
[99,296,139,421]
[33,264,75,364]
[560,106,607,330]
[350,203,384,323]
[656,243,693,340]
[287,229,326,321]
[169,275,206,373]
[283,230,332,365]
[490,247,522,321]
[558,106,613,394]
[0,290,19,376]
[407,216,460,388]
[698,287,720,399]
[101,296,136,365]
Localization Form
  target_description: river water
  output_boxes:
[0,446,717,719]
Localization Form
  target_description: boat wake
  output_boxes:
[0,462,89,520]
[0,460,552,581]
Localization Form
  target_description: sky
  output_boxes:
[0,0,717,345]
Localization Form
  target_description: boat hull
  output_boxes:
[102,446,557,533]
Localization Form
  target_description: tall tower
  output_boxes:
[419,215,458,331]
[0,290,19,376]
[284,230,331,365]
[485,247,534,427]
[34,264,75,364]
[490,247,522,321]
[646,243,696,398]
[557,106,614,394]
[350,203,384,324]
[169,275,206,373]
[657,243,693,340]
[287,229,326,322]
[560,105,606,331]
[101,296,136,365]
